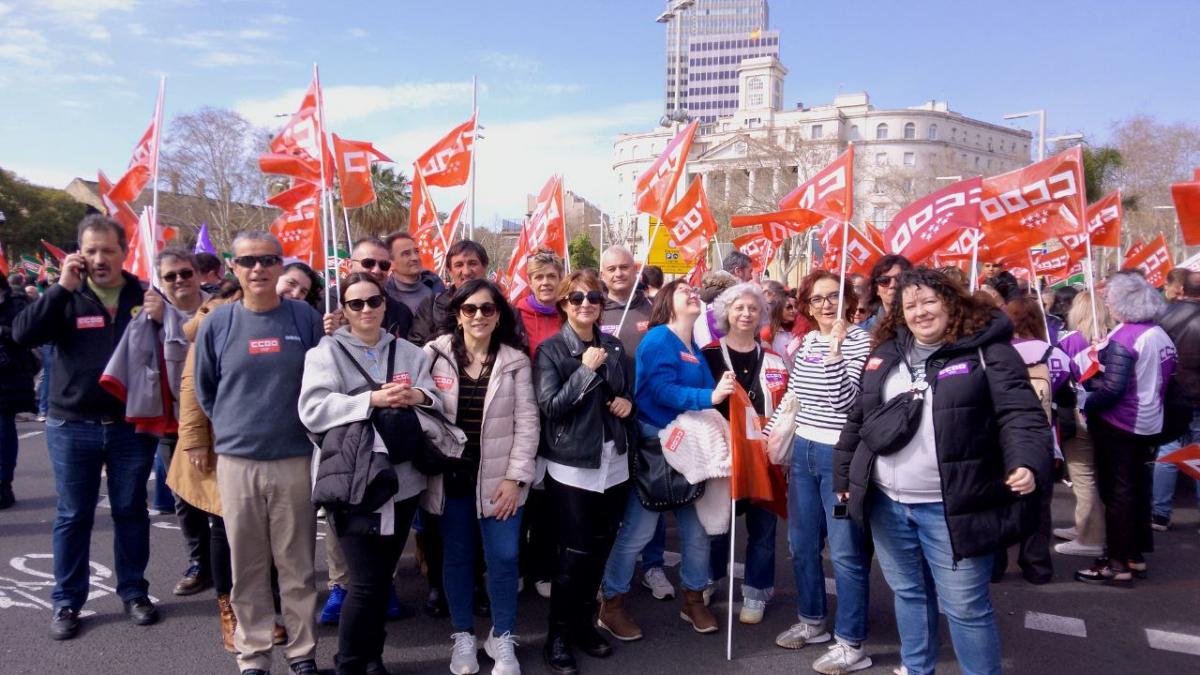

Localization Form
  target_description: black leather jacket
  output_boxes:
[1159,299,1200,408]
[533,323,636,469]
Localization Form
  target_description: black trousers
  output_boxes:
[157,438,214,575]
[994,476,1053,581]
[545,474,629,630]
[333,498,419,675]
[520,488,556,584]
[1090,416,1155,565]
[209,514,234,596]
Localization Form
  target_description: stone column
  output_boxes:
[747,168,757,206]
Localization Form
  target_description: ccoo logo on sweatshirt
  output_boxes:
[248,338,281,354]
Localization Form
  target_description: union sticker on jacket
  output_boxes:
[665,427,686,452]
[433,375,455,391]
[679,351,700,364]
[393,372,412,386]
[76,315,105,330]
[865,356,884,371]
[937,362,970,379]
[248,338,281,354]
[764,369,786,391]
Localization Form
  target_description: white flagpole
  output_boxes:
[561,174,571,273]
[1084,232,1102,340]
[148,75,165,288]
[969,229,981,292]
[469,75,478,241]
[835,220,850,317]
[614,217,661,336]
[313,63,335,313]
[725,494,736,661]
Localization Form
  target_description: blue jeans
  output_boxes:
[38,345,52,416]
[46,418,155,609]
[709,504,776,601]
[870,492,1000,675]
[602,489,711,597]
[1152,409,1200,520]
[0,414,16,483]
[152,452,176,512]
[639,515,668,569]
[441,495,523,634]
[788,437,870,643]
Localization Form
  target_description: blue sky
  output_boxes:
[1,0,1197,226]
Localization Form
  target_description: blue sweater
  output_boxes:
[635,324,716,429]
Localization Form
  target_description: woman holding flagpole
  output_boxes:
[774,271,874,675]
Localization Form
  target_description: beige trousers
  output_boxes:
[217,454,318,671]
[1062,424,1106,546]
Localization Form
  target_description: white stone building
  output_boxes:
[614,56,1034,252]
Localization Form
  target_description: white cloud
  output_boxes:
[4,163,82,189]
[0,26,51,66]
[32,0,135,39]
[478,50,543,74]
[236,81,475,127]
[345,27,369,38]
[0,3,13,19]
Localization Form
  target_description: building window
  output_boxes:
[876,123,889,140]
[811,124,823,140]
[875,152,888,166]
[928,124,938,141]
[872,179,884,194]
[904,122,916,139]
[848,125,860,141]
[631,145,638,158]
[873,207,887,225]
[974,156,981,168]
[903,152,915,167]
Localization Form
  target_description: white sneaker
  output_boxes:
[894,667,909,675]
[1052,526,1078,541]
[449,631,479,675]
[641,567,675,600]
[483,630,521,675]
[739,598,767,624]
[534,580,552,599]
[702,584,716,607]
[775,620,831,649]
[812,640,873,674]
[1054,540,1105,557]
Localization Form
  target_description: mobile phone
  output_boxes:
[832,502,848,519]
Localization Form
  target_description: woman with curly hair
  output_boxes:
[834,267,1052,675]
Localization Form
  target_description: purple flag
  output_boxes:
[194,223,216,255]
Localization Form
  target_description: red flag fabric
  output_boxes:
[503,227,532,304]
[729,383,786,517]
[331,134,392,209]
[416,113,476,188]
[108,113,158,202]
[415,200,464,273]
[527,175,567,259]
[732,231,776,277]
[686,254,708,288]
[123,206,156,281]
[1156,443,1200,480]
[778,146,854,222]
[635,121,698,218]
[1170,181,1200,246]
[267,182,320,211]
[0,241,8,277]
[823,223,883,277]
[1086,191,1123,248]
[40,239,68,263]
[663,177,718,264]
[264,77,334,188]
[1123,238,1148,264]
[408,166,440,236]
[730,208,824,237]
[1124,234,1174,288]
[1032,248,1071,276]
[269,193,322,268]
[979,146,1086,242]
[884,177,983,263]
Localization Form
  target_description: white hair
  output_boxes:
[600,245,634,266]
[1104,271,1166,323]
[712,282,770,334]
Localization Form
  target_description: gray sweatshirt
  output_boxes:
[385,274,437,316]
[193,299,323,460]
[873,340,944,504]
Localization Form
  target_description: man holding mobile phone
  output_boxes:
[13,214,158,641]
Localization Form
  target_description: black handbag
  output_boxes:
[859,354,928,456]
[631,432,705,512]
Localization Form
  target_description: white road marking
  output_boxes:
[17,431,42,440]
[1146,628,1200,656]
[1025,611,1087,638]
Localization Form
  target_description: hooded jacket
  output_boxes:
[833,311,1053,560]
[13,271,147,421]
[516,294,562,358]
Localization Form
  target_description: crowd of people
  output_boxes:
[0,213,1196,675]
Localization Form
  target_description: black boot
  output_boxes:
[543,623,578,675]
[572,548,612,658]
[0,480,14,510]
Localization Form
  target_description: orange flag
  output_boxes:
[729,383,787,518]
[1171,181,1200,246]
[979,146,1086,242]
[108,108,159,202]
[408,165,440,237]
[779,146,854,222]
[732,231,776,277]
[415,200,464,273]
[331,134,393,209]
[635,120,698,218]
[686,254,708,288]
[0,241,9,277]
[261,76,334,188]
[823,223,883,277]
[1123,237,1147,264]
[269,192,323,268]
[1124,234,1173,288]
[268,182,320,211]
[885,176,982,264]
[1086,190,1123,248]
[662,176,717,264]
[731,208,824,244]
[416,113,476,188]
[503,226,532,304]
[1031,248,1071,276]
[1156,443,1200,480]
[527,175,567,259]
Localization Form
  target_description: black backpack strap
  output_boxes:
[333,341,381,391]
[386,339,397,382]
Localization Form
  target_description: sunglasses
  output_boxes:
[875,275,897,288]
[459,302,498,318]
[344,295,385,312]
[162,269,195,283]
[233,254,283,269]
[566,290,605,306]
[355,258,392,272]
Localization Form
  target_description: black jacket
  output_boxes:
[534,323,636,469]
[407,285,527,349]
[1159,299,1200,408]
[0,290,36,415]
[310,419,398,528]
[833,312,1053,560]
[13,272,147,422]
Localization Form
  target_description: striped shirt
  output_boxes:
[787,326,872,445]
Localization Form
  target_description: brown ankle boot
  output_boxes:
[680,590,718,633]
[272,623,288,645]
[217,594,237,653]
[597,593,642,641]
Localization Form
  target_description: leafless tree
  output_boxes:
[1109,115,1200,252]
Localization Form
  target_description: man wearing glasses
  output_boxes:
[194,231,324,675]
[323,237,413,340]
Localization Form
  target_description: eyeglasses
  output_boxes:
[875,275,897,288]
[459,302,498,318]
[566,290,605,306]
[807,292,840,307]
[162,269,195,283]
[233,255,283,269]
[344,295,385,312]
[355,258,392,272]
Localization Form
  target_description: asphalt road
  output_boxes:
[1,419,1198,674]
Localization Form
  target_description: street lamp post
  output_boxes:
[1003,109,1047,162]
